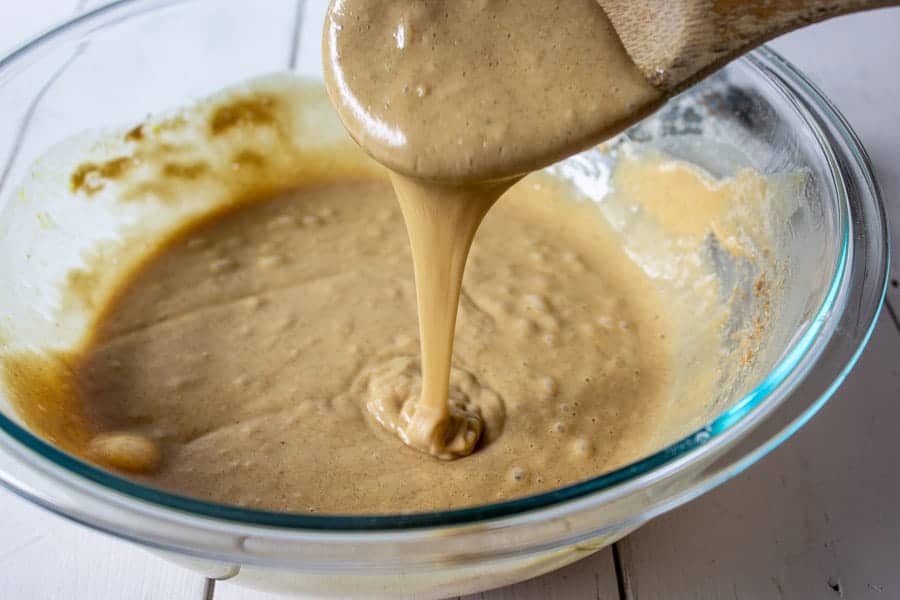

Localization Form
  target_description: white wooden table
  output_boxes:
[2,2,899,599]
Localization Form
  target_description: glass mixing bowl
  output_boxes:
[0,1,889,598]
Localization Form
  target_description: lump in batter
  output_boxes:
[89,432,161,474]
[363,356,505,460]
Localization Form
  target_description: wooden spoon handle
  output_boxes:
[599,0,899,89]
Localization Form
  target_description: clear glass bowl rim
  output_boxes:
[0,0,889,533]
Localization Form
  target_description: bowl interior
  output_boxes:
[0,0,845,526]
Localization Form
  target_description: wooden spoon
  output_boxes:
[601,0,898,92]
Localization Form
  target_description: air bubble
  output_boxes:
[541,376,559,396]
[222,237,243,249]
[523,294,549,312]
[257,255,283,269]
[166,375,196,391]
[209,257,237,274]
[571,438,593,459]
[512,318,536,337]
[578,322,596,336]
[267,215,296,229]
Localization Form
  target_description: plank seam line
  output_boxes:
[612,542,631,599]
[885,298,900,334]
[288,0,305,69]
[203,578,216,600]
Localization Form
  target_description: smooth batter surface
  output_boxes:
[2,75,775,514]
[6,170,674,513]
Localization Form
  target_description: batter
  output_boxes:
[0,74,720,513]
[0,0,775,508]
[54,172,674,512]
[323,0,662,182]
[323,0,665,457]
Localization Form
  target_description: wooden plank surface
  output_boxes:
[612,14,900,598]
[459,550,620,600]
[0,1,209,598]
[617,311,900,599]
[211,547,621,600]
[0,485,206,599]
[1,3,899,600]
[0,1,299,599]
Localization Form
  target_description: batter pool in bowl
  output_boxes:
[3,75,788,514]
[0,1,888,598]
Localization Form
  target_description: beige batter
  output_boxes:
[0,74,778,513]
[5,163,676,513]
[323,0,665,458]
[1,0,782,507]
[323,0,662,183]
